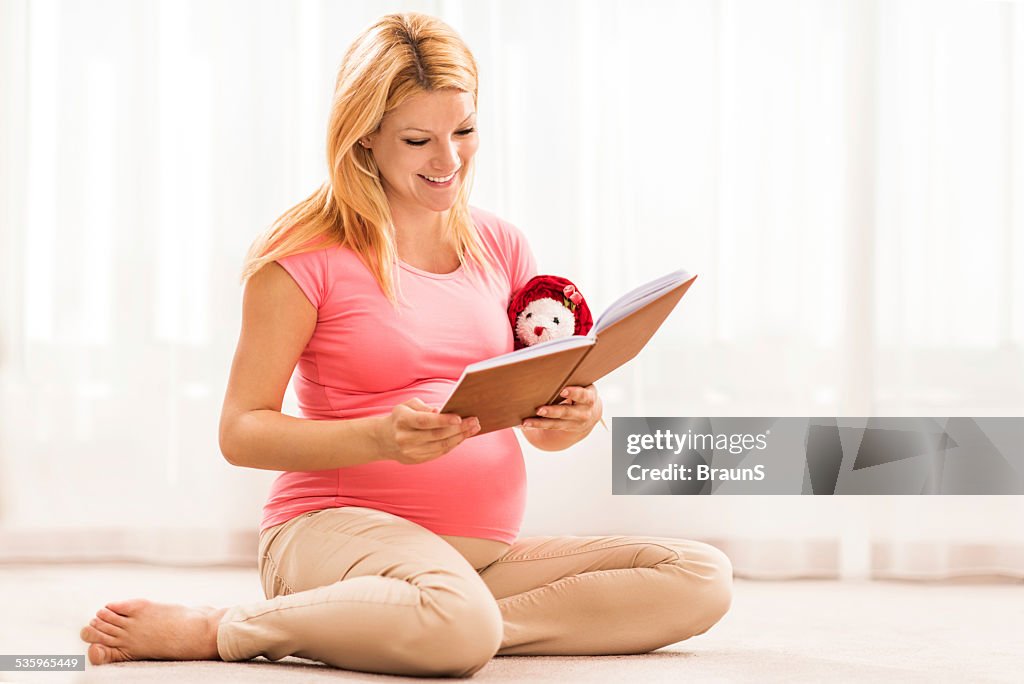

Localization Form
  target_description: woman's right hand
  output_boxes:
[376,398,481,464]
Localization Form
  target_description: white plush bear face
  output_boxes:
[515,297,577,346]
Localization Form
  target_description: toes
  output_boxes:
[87,643,108,666]
[90,617,124,638]
[80,625,119,647]
[87,642,129,666]
[105,598,148,615]
[97,608,129,628]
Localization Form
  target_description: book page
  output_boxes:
[592,269,694,333]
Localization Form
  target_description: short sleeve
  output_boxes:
[503,220,538,293]
[275,248,329,310]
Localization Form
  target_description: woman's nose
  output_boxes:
[434,141,460,172]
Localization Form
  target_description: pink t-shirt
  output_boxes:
[259,206,537,543]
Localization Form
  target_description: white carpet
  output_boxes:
[0,563,1020,683]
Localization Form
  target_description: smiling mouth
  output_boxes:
[418,168,460,184]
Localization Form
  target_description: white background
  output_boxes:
[1,0,1022,579]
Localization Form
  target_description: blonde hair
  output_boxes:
[239,12,496,307]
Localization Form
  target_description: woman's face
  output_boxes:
[364,88,478,217]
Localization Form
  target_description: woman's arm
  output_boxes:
[218,262,477,471]
[218,261,384,470]
[519,385,604,452]
[222,409,389,471]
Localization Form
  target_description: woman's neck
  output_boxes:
[388,200,449,253]
[387,200,461,273]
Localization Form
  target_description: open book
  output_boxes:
[440,269,697,435]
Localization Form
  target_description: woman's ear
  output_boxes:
[358,131,377,149]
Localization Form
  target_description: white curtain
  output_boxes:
[1,0,1022,578]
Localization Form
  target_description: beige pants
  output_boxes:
[216,506,733,677]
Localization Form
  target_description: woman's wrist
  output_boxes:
[368,415,393,462]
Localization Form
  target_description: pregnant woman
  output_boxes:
[80,12,733,677]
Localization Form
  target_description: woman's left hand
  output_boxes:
[523,384,603,434]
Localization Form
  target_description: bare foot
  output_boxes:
[79,598,229,665]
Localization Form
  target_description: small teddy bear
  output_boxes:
[507,275,594,350]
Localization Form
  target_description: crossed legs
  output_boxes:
[81,507,732,677]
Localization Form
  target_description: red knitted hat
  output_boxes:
[507,275,594,349]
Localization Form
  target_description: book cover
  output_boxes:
[441,270,697,434]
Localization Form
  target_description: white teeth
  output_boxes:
[421,169,459,183]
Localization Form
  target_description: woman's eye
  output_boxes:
[553,317,560,325]
[525,313,532,319]
[403,129,473,146]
